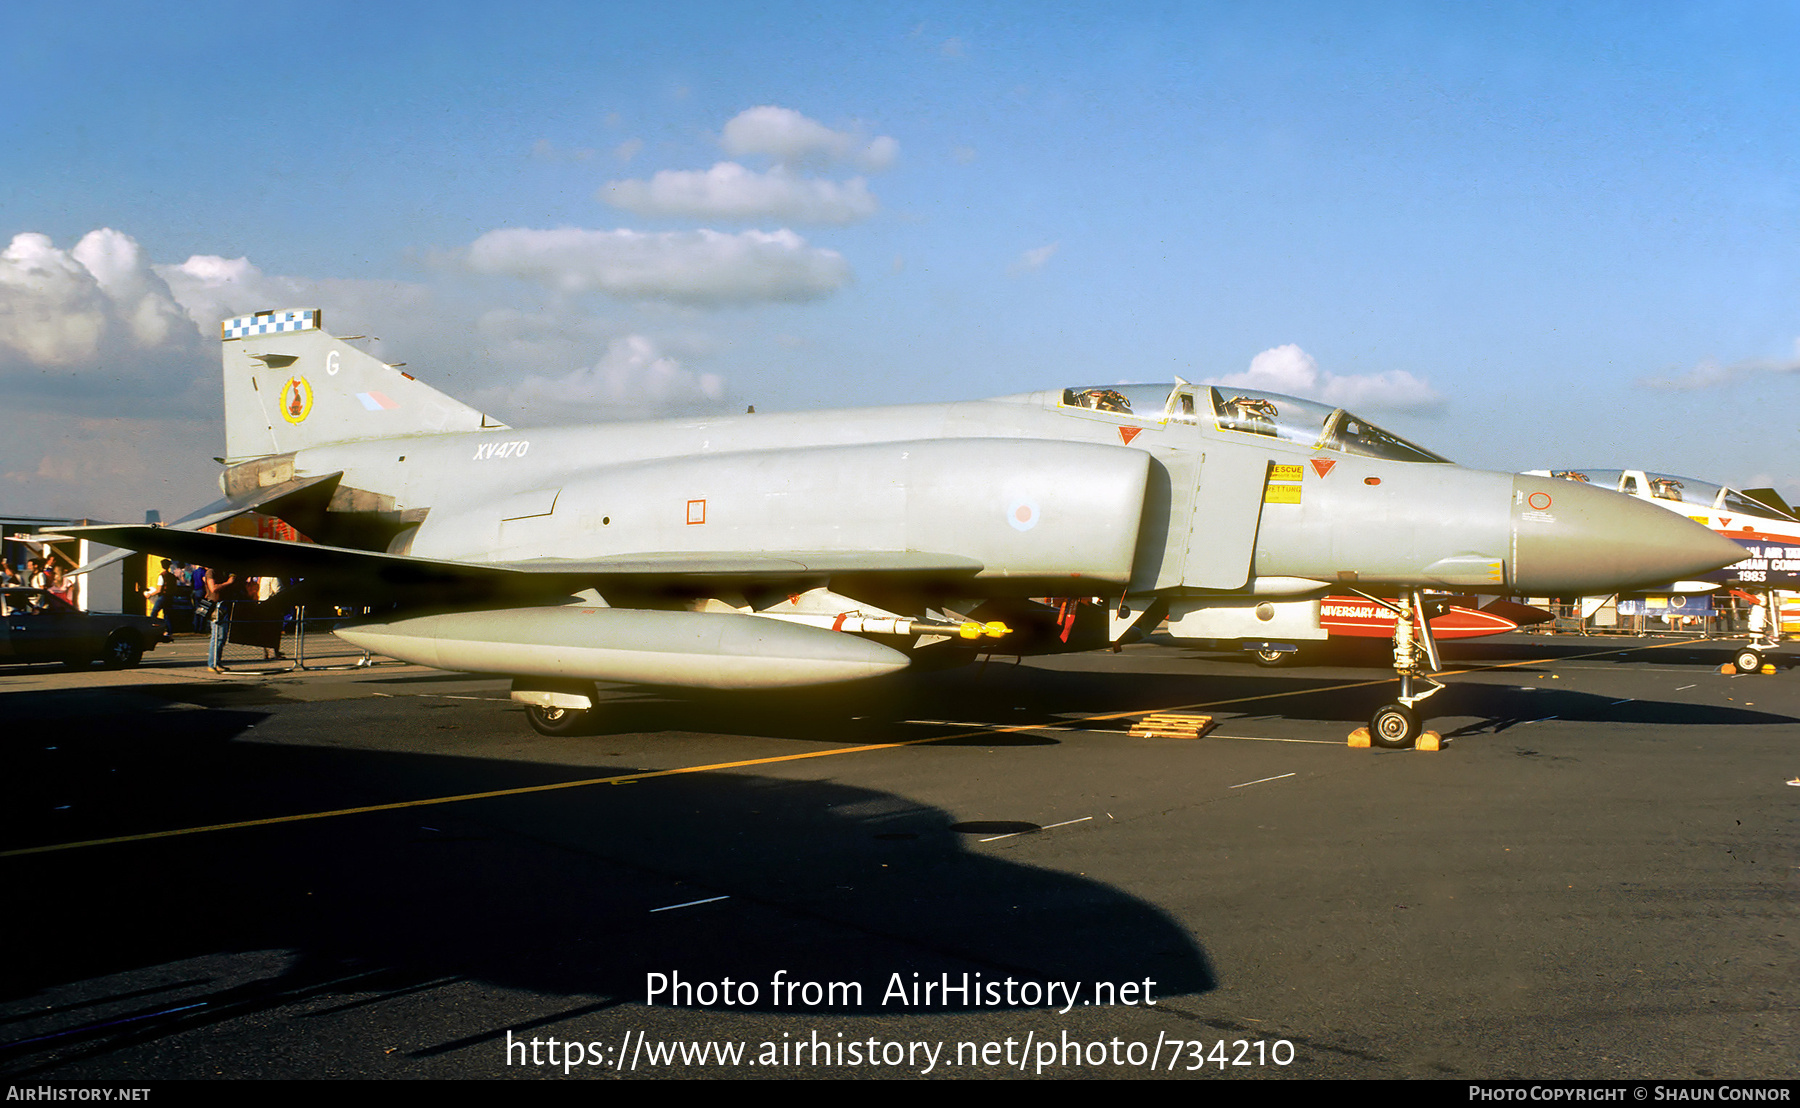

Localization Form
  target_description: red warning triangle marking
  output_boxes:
[1118,426,1142,445]
[1310,458,1336,477]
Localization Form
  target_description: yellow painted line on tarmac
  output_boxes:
[1,638,1706,859]
[0,735,974,859]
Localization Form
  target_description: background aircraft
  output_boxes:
[54,310,1745,747]
[1533,468,1800,673]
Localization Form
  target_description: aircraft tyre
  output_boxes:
[1253,647,1293,667]
[100,631,144,670]
[525,703,593,736]
[1369,702,1421,749]
[1734,647,1763,674]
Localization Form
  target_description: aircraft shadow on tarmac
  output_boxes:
[1428,683,1796,736]
[1175,633,1783,671]
[522,660,1800,743]
[1,700,1214,1067]
[339,646,1800,753]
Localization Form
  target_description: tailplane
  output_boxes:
[222,308,507,462]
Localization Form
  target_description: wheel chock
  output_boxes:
[1348,727,1440,750]
[1129,713,1216,740]
[1721,664,1737,675]
[1762,664,1777,675]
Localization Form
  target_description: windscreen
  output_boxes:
[1207,387,1450,463]
[1060,384,1179,420]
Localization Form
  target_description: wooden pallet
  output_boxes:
[1128,713,1216,740]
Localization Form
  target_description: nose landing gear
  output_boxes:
[1362,589,1445,749]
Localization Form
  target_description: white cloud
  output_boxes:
[1638,339,1800,390]
[0,233,111,366]
[475,333,726,421]
[69,230,194,351]
[859,135,899,173]
[601,162,878,224]
[0,230,210,412]
[157,253,306,335]
[155,254,440,370]
[1210,344,1443,412]
[0,230,199,369]
[464,226,852,306]
[1009,242,1059,275]
[0,227,462,419]
[720,106,897,172]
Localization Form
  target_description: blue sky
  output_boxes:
[3,0,1796,519]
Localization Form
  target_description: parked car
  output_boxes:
[0,587,163,668]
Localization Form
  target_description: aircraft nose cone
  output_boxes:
[1510,475,1747,594]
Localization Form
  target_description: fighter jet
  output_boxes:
[57,309,1745,747]
[1534,468,1800,673]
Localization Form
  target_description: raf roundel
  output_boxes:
[1006,498,1040,532]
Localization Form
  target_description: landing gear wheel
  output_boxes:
[1253,648,1293,667]
[525,703,592,736]
[1734,648,1763,674]
[1369,702,1422,749]
[100,632,143,670]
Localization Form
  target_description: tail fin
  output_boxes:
[221,308,507,462]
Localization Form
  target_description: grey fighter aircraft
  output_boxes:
[59,309,1745,747]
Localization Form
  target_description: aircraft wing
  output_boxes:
[51,523,984,603]
[45,471,349,579]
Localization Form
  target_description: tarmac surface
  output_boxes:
[0,630,1794,1080]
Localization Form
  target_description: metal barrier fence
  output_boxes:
[206,604,397,672]
[1525,599,1753,638]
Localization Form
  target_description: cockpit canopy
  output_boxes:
[1548,469,1799,522]
[1059,382,1450,464]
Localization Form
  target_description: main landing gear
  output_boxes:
[1362,589,1445,749]
[525,703,594,736]
[514,679,599,735]
[1734,586,1787,675]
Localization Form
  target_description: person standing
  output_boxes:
[205,566,241,672]
[147,559,185,638]
[255,573,288,661]
[190,564,210,632]
[24,559,48,610]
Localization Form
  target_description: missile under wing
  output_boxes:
[60,309,1746,746]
